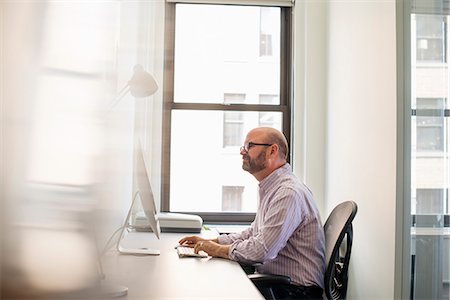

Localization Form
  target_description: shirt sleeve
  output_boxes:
[217,223,254,245]
[227,188,303,264]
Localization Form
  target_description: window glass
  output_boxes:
[415,189,446,214]
[259,7,278,57]
[164,3,290,221]
[222,186,244,212]
[173,4,280,104]
[259,94,279,127]
[223,93,246,147]
[409,12,449,300]
[415,15,446,63]
[414,98,445,152]
[169,110,282,213]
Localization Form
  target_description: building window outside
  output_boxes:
[223,93,245,147]
[259,7,278,57]
[222,186,244,212]
[415,15,447,63]
[413,98,446,152]
[415,188,447,214]
[163,3,291,222]
[259,94,279,127]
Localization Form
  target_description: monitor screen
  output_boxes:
[116,145,161,255]
[135,145,161,240]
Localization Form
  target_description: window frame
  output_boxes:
[161,1,292,223]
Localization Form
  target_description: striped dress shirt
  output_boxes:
[217,163,325,288]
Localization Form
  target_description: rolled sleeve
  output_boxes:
[217,225,253,245]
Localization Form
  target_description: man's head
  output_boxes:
[240,127,288,181]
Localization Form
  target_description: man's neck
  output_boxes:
[254,162,286,182]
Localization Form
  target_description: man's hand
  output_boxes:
[194,240,230,259]
[178,235,205,247]
[178,236,229,259]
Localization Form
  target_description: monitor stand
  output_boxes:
[116,191,160,255]
[93,243,128,297]
[117,244,160,255]
[95,283,128,298]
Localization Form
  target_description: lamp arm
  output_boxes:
[109,84,130,110]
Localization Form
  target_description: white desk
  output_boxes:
[101,230,264,299]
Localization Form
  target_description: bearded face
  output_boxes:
[242,148,267,174]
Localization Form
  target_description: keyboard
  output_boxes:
[176,246,208,258]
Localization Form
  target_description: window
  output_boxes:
[414,189,447,215]
[162,2,292,222]
[415,15,447,63]
[223,93,245,147]
[259,7,279,57]
[413,98,446,152]
[402,8,450,300]
[259,94,280,127]
[222,186,244,212]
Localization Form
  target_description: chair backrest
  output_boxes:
[323,201,358,300]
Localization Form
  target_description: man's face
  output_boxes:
[241,140,268,174]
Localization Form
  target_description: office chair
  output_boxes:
[248,201,357,300]
[323,201,357,300]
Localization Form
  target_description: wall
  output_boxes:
[293,1,397,297]
[293,0,328,216]
[325,0,397,299]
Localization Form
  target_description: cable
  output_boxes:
[100,226,124,256]
[100,190,140,256]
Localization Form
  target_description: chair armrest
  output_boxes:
[248,273,291,287]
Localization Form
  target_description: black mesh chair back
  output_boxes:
[323,201,357,300]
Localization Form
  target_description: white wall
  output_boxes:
[325,0,397,299]
[293,0,328,217]
[293,1,397,297]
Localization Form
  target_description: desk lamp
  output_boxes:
[109,64,158,109]
[99,65,158,297]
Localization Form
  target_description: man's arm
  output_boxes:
[228,192,302,263]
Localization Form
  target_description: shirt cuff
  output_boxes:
[228,242,239,260]
[217,234,231,245]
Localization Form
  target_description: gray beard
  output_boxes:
[242,151,266,174]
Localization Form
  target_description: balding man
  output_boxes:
[179,127,325,299]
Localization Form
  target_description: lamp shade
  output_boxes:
[128,64,158,98]
[109,65,158,110]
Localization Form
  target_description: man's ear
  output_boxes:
[269,144,278,156]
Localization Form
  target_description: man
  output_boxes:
[179,127,325,299]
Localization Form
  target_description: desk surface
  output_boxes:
[102,230,264,299]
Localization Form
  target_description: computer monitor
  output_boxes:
[116,145,161,255]
[134,144,161,240]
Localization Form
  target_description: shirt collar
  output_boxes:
[259,163,290,192]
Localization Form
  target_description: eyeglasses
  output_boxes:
[240,142,273,153]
